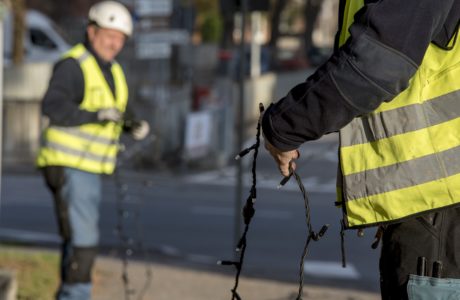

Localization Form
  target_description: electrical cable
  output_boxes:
[288,167,329,300]
[218,103,264,300]
[114,133,156,300]
[219,102,330,299]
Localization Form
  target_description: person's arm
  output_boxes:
[42,58,99,126]
[263,0,457,152]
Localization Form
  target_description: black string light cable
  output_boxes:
[65,119,138,298]
[113,172,135,299]
[283,167,329,300]
[113,128,156,300]
[114,159,154,300]
[219,103,329,299]
[218,103,265,300]
[132,180,154,300]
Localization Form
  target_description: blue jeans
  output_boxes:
[44,167,102,300]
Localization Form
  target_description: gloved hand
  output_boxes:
[131,120,150,140]
[97,108,123,122]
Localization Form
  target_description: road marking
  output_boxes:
[186,253,217,264]
[159,244,181,256]
[191,206,292,219]
[0,228,60,243]
[184,167,335,193]
[303,260,360,279]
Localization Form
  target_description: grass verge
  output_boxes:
[0,245,59,300]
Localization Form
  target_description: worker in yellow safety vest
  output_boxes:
[263,0,460,299]
[36,1,149,299]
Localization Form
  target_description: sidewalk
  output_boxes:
[1,133,380,299]
[93,255,380,300]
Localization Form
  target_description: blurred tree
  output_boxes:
[219,0,235,49]
[268,0,290,66]
[12,0,26,64]
[0,0,10,9]
[194,0,219,12]
[26,0,97,20]
[25,0,54,15]
[201,11,223,43]
[192,0,221,43]
[218,0,269,49]
[0,0,10,19]
[303,0,323,60]
[268,0,325,68]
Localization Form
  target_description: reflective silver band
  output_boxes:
[51,126,117,145]
[76,50,91,63]
[341,89,460,147]
[344,144,460,201]
[46,141,117,164]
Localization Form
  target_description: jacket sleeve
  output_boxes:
[42,58,99,126]
[262,0,457,151]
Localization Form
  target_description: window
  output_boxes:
[30,28,57,49]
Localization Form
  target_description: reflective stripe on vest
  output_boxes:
[337,1,460,228]
[36,44,128,174]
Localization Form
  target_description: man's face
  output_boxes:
[87,26,126,62]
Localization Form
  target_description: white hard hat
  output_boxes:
[88,1,133,37]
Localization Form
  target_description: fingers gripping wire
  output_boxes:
[219,103,328,300]
[218,103,264,300]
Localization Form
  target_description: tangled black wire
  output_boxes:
[113,134,156,300]
[219,102,329,300]
[218,103,264,300]
[290,168,329,300]
[113,173,153,300]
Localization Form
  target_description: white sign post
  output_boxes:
[184,112,212,160]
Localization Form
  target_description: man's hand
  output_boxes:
[264,140,300,177]
[97,108,123,122]
[131,120,150,140]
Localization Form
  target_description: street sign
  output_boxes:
[184,111,212,159]
[136,30,190,45]
[135,42,171,59]
[135,0,173,17]
[134,30,190,59]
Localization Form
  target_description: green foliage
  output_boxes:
[200,11,223,43]
[193,0,219,13]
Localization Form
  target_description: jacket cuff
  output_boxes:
[262,105,301,151]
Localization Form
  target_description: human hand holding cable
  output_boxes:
[130,120,150,140]
[97,107,123,122]
[264,139,300,177]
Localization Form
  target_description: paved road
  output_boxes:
[0,133,380,293]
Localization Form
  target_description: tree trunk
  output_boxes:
[219,3,235,49]
[268,0,289,67]
[12,0,26,65]
[303,0,322,59]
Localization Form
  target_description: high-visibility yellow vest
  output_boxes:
[36,44,128,174]
[338,1,460,228]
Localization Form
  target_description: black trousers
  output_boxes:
[379,207,460,300]
[42,166,98,285]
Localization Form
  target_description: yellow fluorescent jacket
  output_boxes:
[338,1,460,228]
[36,44,128,174]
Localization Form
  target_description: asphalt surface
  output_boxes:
[0,133,382,299]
